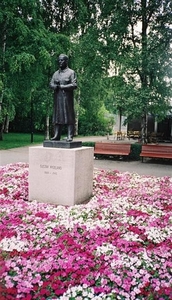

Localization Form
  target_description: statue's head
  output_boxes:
[58,54,68,70]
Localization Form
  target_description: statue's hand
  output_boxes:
[54,80,60,86]
[60,84,65,89]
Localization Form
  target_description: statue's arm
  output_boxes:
[49,73,59,90]
[60,71,77,91]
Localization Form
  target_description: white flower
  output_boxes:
[0,236,29,251]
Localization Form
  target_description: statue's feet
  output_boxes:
[51,136,60,141]
[66,136,73,142]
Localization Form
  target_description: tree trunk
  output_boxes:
[0,22,7,141]
[45,115,50,140]
[141,112,148,144]
[118,107,122,131]
[141,0,148,144]
[74,89,80,136]
[4,114,9,133]
[0,122,5,140]
[75,111,79,136]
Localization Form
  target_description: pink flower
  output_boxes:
[0,164,172,299]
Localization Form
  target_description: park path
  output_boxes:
[0,136,172,177]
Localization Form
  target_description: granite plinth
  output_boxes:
[29,146,94,206]
[43,140,82,148]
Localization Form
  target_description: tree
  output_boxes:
[98,0,172,142]
[3,0,171,140]
[0,0,44,139]
[0,0,70,139]
[41,0,112,135]
[1,0,118,138]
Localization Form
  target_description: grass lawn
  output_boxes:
[0,133,44,150]
[0,133,95,150]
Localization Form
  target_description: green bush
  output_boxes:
[78,105,114,136]
[82,141,95,147]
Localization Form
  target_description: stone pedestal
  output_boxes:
[29,146,94,206]
[43,140,82,148]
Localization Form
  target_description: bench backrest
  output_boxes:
[95,142,131,151]
[142,145,172,153]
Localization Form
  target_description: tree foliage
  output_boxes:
[0,0,171,140]
[0,0,70,138]
[100,0,172,141]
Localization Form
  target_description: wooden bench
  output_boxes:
[127,131,141,140]
[94,142,131,158]
[140,144,172,162]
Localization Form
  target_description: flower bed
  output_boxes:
[0,163,172,300]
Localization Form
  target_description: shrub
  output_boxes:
[82,141,95,147]
[130,143,142,160]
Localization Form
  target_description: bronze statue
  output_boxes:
[50,54,77,142]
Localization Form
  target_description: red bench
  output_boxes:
[140,144,172,162]
[94,142,131,158]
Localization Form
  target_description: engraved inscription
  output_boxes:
[40,164,62,175]
[40,164,49,168]
[50,165,62,170]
